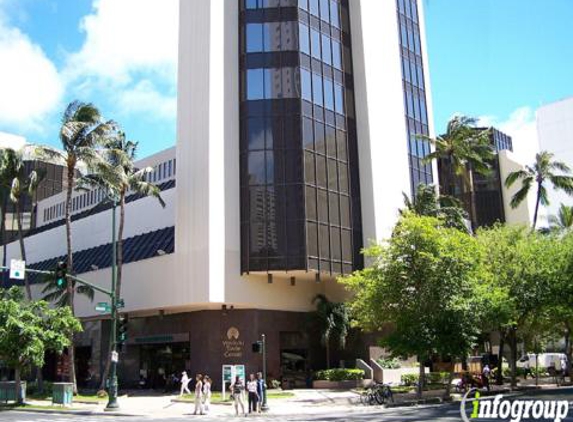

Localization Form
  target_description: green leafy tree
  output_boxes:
[312,294,350,370]
[0,287,82,403]
[38,100,114,393]
[549,203,573,232]
[342,213,484,398]
[78,131,165,389]
[402,183,469,232]
[476,224,563,388]
[505,151,573,230]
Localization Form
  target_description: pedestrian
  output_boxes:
[230,375,246,416]
[180,371,191,396]
[482,364,490,391]
[247,373,259,414]
[256,372,265,413]
[193,374,204,415]
[561,355,568,381]
[523,358,532,379]
[202,375,212,413]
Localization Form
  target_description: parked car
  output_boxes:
[517,353,567,370]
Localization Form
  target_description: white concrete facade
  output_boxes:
[537,97,573,218]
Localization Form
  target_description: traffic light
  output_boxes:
[55,261,68,288]
[252,341,263,354]
[117,314,129,344]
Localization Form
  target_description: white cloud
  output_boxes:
[0,131,26,149]
[116,79,176,119]
[64,0,179,120]
[0,13,63,131]
[478,106,540,166]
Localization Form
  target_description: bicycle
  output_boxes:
[373,383,394,405]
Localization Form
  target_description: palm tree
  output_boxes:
[312,294,350,369]
[505,151,573,230]
[39,100,115,393]
[422,115,494,196]
[549,203,573,231]
[79,131,165,389]
[402,184,469,232]
[2,147,42,300]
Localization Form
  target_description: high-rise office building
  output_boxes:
[3,0,436,387]
[537,97,573,218]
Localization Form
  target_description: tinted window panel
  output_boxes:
[299,23,310,55]
[332,40,342,69]
[246,24,263,52]
[301,68,312,101]
[309,0,319,16]
[323,78,334,111]
[247,118,266,150]
[313,73,323,106]
[311,29,321,60]
[330,0,340,28]
[248,151,266,184]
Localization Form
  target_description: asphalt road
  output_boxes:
[2,388,573,422]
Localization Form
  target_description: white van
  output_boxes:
[517,353,567,369]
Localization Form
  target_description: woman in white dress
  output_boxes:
[202,375,212,413]
[193,374,204,415]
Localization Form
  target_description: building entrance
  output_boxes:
[139,342,190,391]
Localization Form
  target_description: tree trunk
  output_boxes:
[417,358,424,399]
[496,335,505,385]
[444,367,454,399]
[65,164,78,394]
[509,329,518,389]
[15,199,32,301]
[325,340,330,370]
[1,197,7,288]
[15,366,23,405]
[532,183,542,230]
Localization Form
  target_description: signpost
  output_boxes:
[9,259,25,280]
[221,364,246,401]
[95,302,111,313]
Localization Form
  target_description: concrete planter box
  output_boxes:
[381,367,428,384]
[312,379,367,389]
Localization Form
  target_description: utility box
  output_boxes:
[52,383,74,406]
[0,381,26,403]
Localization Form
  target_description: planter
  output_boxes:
[312,379,368,389]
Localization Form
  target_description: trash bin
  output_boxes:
[0,381,26,403]
[52,383,74,406]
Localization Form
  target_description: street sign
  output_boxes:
[95,302,111,313]
[111,351,119,363]
[117,299,125,309]
[9,259,25,280]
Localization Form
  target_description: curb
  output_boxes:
[0,407,141,417]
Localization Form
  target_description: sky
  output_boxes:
[0,0,571,161]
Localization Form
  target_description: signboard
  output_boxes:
[95,302,110,313]
[9,259,25,280]
[221,364,246,401]
[222,326,244,358]
[111,351,119,363]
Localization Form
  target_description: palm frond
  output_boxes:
[510,184,532,209]
[504,170,530,188]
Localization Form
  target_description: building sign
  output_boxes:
[130,332,190,345]
[222,326,244,359]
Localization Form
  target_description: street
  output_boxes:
[2,388,573,422]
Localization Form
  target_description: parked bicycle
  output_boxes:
[359,383,394,405]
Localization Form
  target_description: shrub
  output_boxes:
[314,368,365,381]
[377,357,401,369]
[426,372,450,385]
[27,381,53,397]
[401,373,419,386]
[97,390,109,398]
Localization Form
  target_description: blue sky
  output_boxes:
[0,0,571,160]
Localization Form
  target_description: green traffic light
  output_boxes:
[57,278,65,288]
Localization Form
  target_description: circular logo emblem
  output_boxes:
[227,327,240,340]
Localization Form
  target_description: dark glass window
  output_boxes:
[317,189,328,221]
[316,155,327,188]
[301,68,312,101]
[323,78,334,111]
[334,83,344,114]
[321,34,331,65]
[309,0,319,16]
[247,69,265,99]
[310,29,321,59]
[330,0,339,28]
[248,151,266,184]
[299,23,310,55]
[314,121,325,154]
[247,118,266,149]
[312,73,323,106]
[302,117,314,149]
[332,40,342,69]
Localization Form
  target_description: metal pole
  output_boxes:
[106,200,119,410]
[261,333,269,411]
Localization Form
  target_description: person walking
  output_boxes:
[193,374,204,415]
[523,359,532,379]
[180,371,191,396]
[202,375,212,413]
[482,364,491,391]
[247,373,259,414]
[256,372,265,413]
[230,375,246,416]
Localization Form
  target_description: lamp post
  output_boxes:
[261,333,269,411]
[105,198,119,410]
